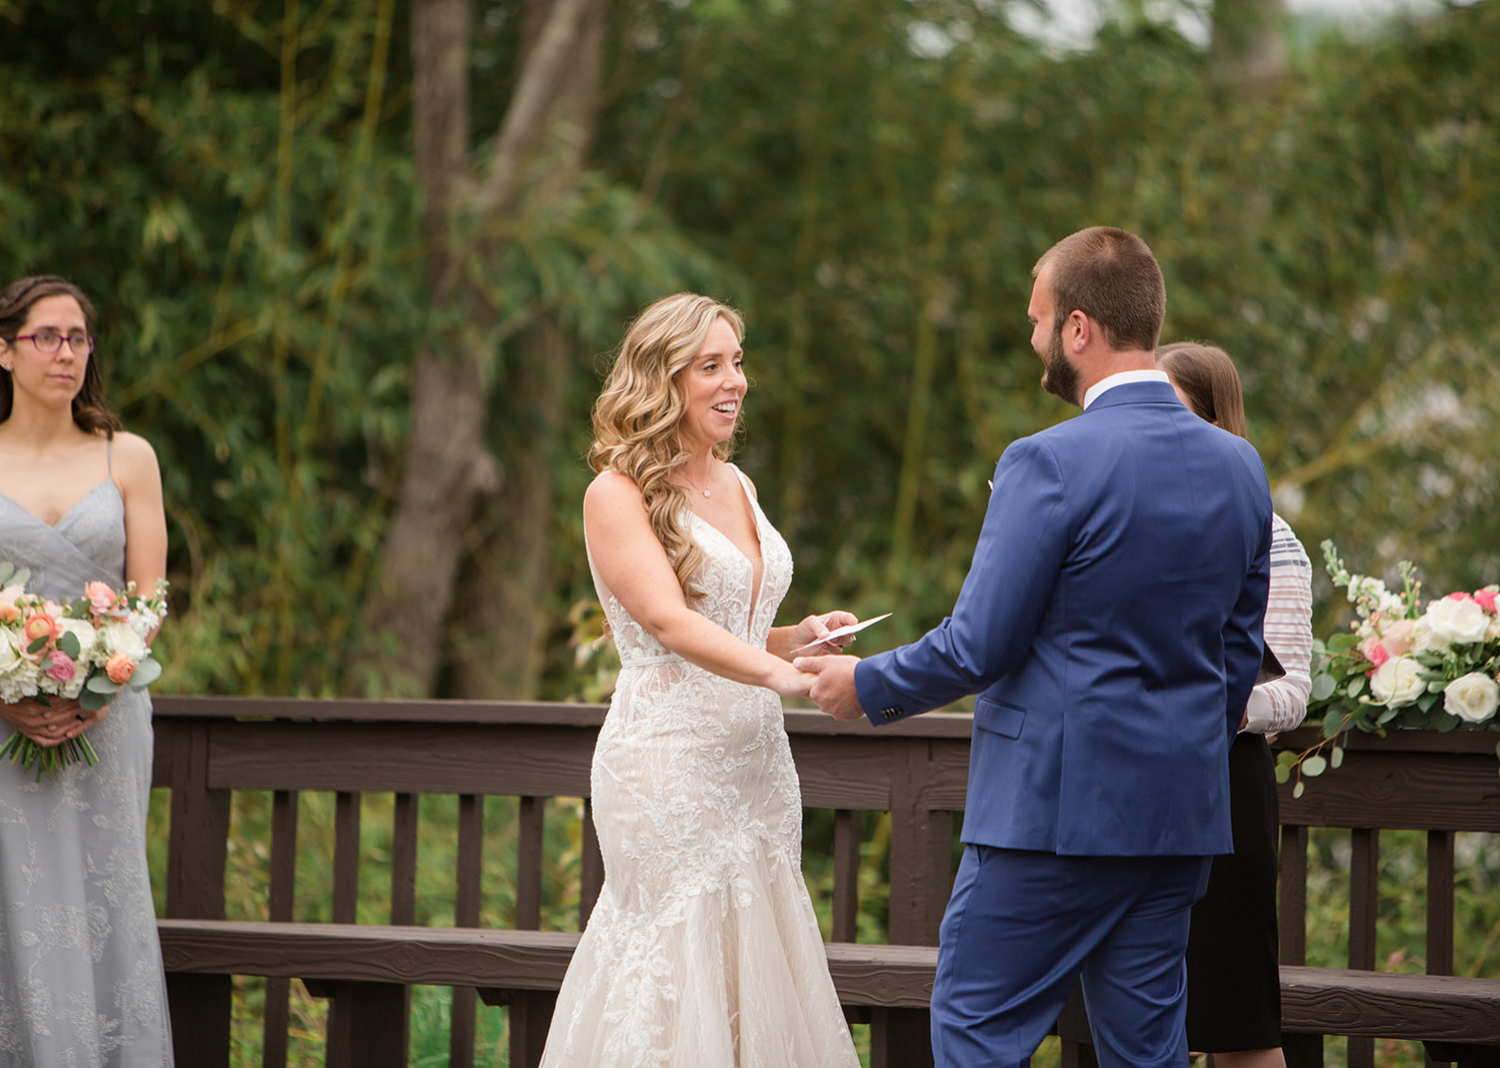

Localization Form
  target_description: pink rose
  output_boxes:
[44,649,76,683]
[105,652,137,685]
[1360,637,1389,670]
[1446,591,1475,604]
[84,581,118,617]
[1380,619,1417,657]
[1474,589,1497,614]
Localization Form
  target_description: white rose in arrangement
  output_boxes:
[1370,655,1427,706]
[1443,672,1500,724]
[55,618,99,664]
[1423,596,1491,646]
[96,620,149,664]
[1412,617,1450,654]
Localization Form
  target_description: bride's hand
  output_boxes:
[767,661,815,700]
[789,611,859,656]
[0,696,90,748]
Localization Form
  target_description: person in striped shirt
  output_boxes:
[1158,341,1314,1068]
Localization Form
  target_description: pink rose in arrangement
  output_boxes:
[22,612,60,648]
[1473,589,1497,613]
[1380,619,1417,657]
[105,652,137,685]
[1360,637,1389,670]
[1446,591,1475,604]
[44,650,76,684]
[84,581,118,617]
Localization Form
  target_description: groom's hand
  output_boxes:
[793,655,865,721]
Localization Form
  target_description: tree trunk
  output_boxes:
[349,0,605,697]
[450,0,607,700]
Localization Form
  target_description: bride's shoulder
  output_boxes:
[585,469,647,517]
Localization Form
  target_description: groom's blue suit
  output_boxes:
[854,380,1272,1066]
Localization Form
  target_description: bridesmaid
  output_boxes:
[0,276,174,1065]
[1159,341,1313,1068]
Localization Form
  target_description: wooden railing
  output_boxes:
[149,697,1500,1067]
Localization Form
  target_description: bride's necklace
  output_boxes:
[681,464,715,498]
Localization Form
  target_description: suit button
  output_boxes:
[882,707,901,720]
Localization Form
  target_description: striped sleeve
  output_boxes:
[1243,514,1314,734]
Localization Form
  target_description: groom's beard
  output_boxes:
[1040,324,1081,406]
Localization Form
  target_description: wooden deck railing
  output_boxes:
[149,697,1500,1067]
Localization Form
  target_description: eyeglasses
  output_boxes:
[15,330,95,355]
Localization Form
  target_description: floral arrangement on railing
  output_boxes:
[1279,541,1500,795]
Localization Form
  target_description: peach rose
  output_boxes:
[105,652,137,685]
[22,612,60,647]
[84,581,118,617]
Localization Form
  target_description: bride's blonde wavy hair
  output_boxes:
[589,293,746,605]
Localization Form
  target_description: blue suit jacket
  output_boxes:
[855,381,1272,857]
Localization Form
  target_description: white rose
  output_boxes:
[0,630,21,676]
[1443,672,1499,724]
[96,621,148,663]
[1370,655,1427,706]
[1423,597,1491,645]
[1413,617,1450,653]
[55,618,99,665]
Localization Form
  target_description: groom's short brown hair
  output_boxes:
[1034,227,1165,353]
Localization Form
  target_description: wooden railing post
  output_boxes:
[162,716,232,1068]
[877,737,951,1068]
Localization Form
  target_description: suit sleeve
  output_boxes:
[855,437,1069,724]
[1223,507,1273,741]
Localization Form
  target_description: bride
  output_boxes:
[540,294,862,1067]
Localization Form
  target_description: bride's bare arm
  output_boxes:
[585,472,812,699]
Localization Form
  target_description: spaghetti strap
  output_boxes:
[106,437,113,476]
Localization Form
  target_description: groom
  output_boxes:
[798,226,1272,1066]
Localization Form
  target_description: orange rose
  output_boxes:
[22,612,60,647]
[105,652,137,685]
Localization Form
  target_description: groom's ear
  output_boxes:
[1066,310,1091,352]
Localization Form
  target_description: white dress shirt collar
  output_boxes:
[1082,369,1171,411]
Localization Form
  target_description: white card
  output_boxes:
[790,613,893,654]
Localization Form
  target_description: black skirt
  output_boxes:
[1185,731,1283,1052]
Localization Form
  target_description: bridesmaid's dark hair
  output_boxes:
[0,275,121,437]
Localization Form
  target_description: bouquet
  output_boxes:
[1286,540,1500,795]
[0,560,168,780]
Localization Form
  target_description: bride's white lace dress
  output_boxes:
[541,467,859,1068]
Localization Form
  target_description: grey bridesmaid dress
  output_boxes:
[0,467,173,1067]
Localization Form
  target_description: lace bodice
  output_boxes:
[588,465,794,668]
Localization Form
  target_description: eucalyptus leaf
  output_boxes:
[86,675,122,694]
[1303,755,1328,777]
[1310,674,1338,701]
[1345,676,1366,698]
[26,636,48,655]
[58,631,80,659]
[78,688,112,712]
[128,658,163,689]
[1292,782,1305,800]
[0,561,12,584]
[1331,747,1344,769]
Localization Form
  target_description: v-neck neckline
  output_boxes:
[687,466,768,628]
[0,478,114,530]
